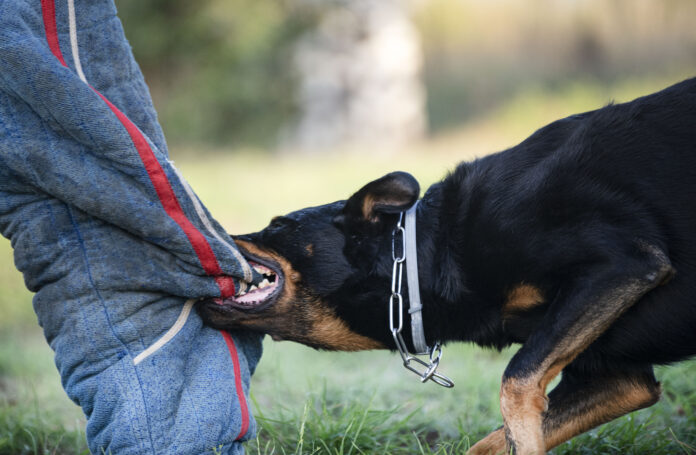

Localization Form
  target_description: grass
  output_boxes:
[1,74,695,454]
[244,343,696,455]
[0,398,88,455]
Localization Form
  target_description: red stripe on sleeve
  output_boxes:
[93,92,231,287]
[221,331,251,440]
[41,0,249,439]
[40,0,67,66]
[39,0,235,299]
[40,0,249,440]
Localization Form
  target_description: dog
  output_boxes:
[199,77,696,454]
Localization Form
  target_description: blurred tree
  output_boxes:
[116,0,318,147]
[286,0,426,152]
[413,0,696,134]
[115,0,696,149]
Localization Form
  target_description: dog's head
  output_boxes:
[198,172,420,351]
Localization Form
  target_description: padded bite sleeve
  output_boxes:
[0,1,262,453]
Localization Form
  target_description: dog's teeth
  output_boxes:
[249,285,258,291]
[259,279,271,289]
[253,264,270,274]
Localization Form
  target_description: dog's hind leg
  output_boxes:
[467,365,660,455]
[496,242,673,454]
[542,365,661,450]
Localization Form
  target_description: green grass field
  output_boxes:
[1,75,695,454]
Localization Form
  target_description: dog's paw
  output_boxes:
[467,428,508,455]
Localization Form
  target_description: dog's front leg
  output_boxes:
[476,242,672,455]
[468,365,661,455]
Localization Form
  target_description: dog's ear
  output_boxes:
[336,172,420,227]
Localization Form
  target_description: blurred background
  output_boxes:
[116,0,696,151]
[2,0,695,453]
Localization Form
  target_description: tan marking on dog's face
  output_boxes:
[234,238,299,311]
[503,284,544,315]
[229,240,385,351]
[309,305,385,351]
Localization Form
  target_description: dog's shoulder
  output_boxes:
[431,78,696,304]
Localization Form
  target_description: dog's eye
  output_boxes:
[267,216,296,233]
[269,216,285,228]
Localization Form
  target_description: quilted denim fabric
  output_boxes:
[0,1,263,453]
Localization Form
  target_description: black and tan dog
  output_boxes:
[199,78,696,454]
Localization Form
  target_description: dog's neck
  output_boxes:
[411,180,509,350]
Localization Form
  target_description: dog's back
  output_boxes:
[582,78,696,364]
[454,77,696,365]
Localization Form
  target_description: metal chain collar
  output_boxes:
[389,211,454,388]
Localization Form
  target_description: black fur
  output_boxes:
[199,78,696,452]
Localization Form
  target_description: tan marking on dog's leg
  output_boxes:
[486,244,670,454]
[544,376,661,450]
[500,258,671,452]
[500,377,547,454]
[498,354,575,454]
[474,372,660,454]
[467,428,507,455]
[499,348,608,454]
[504,284,544,314]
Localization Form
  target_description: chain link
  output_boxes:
[389,213,454,388]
